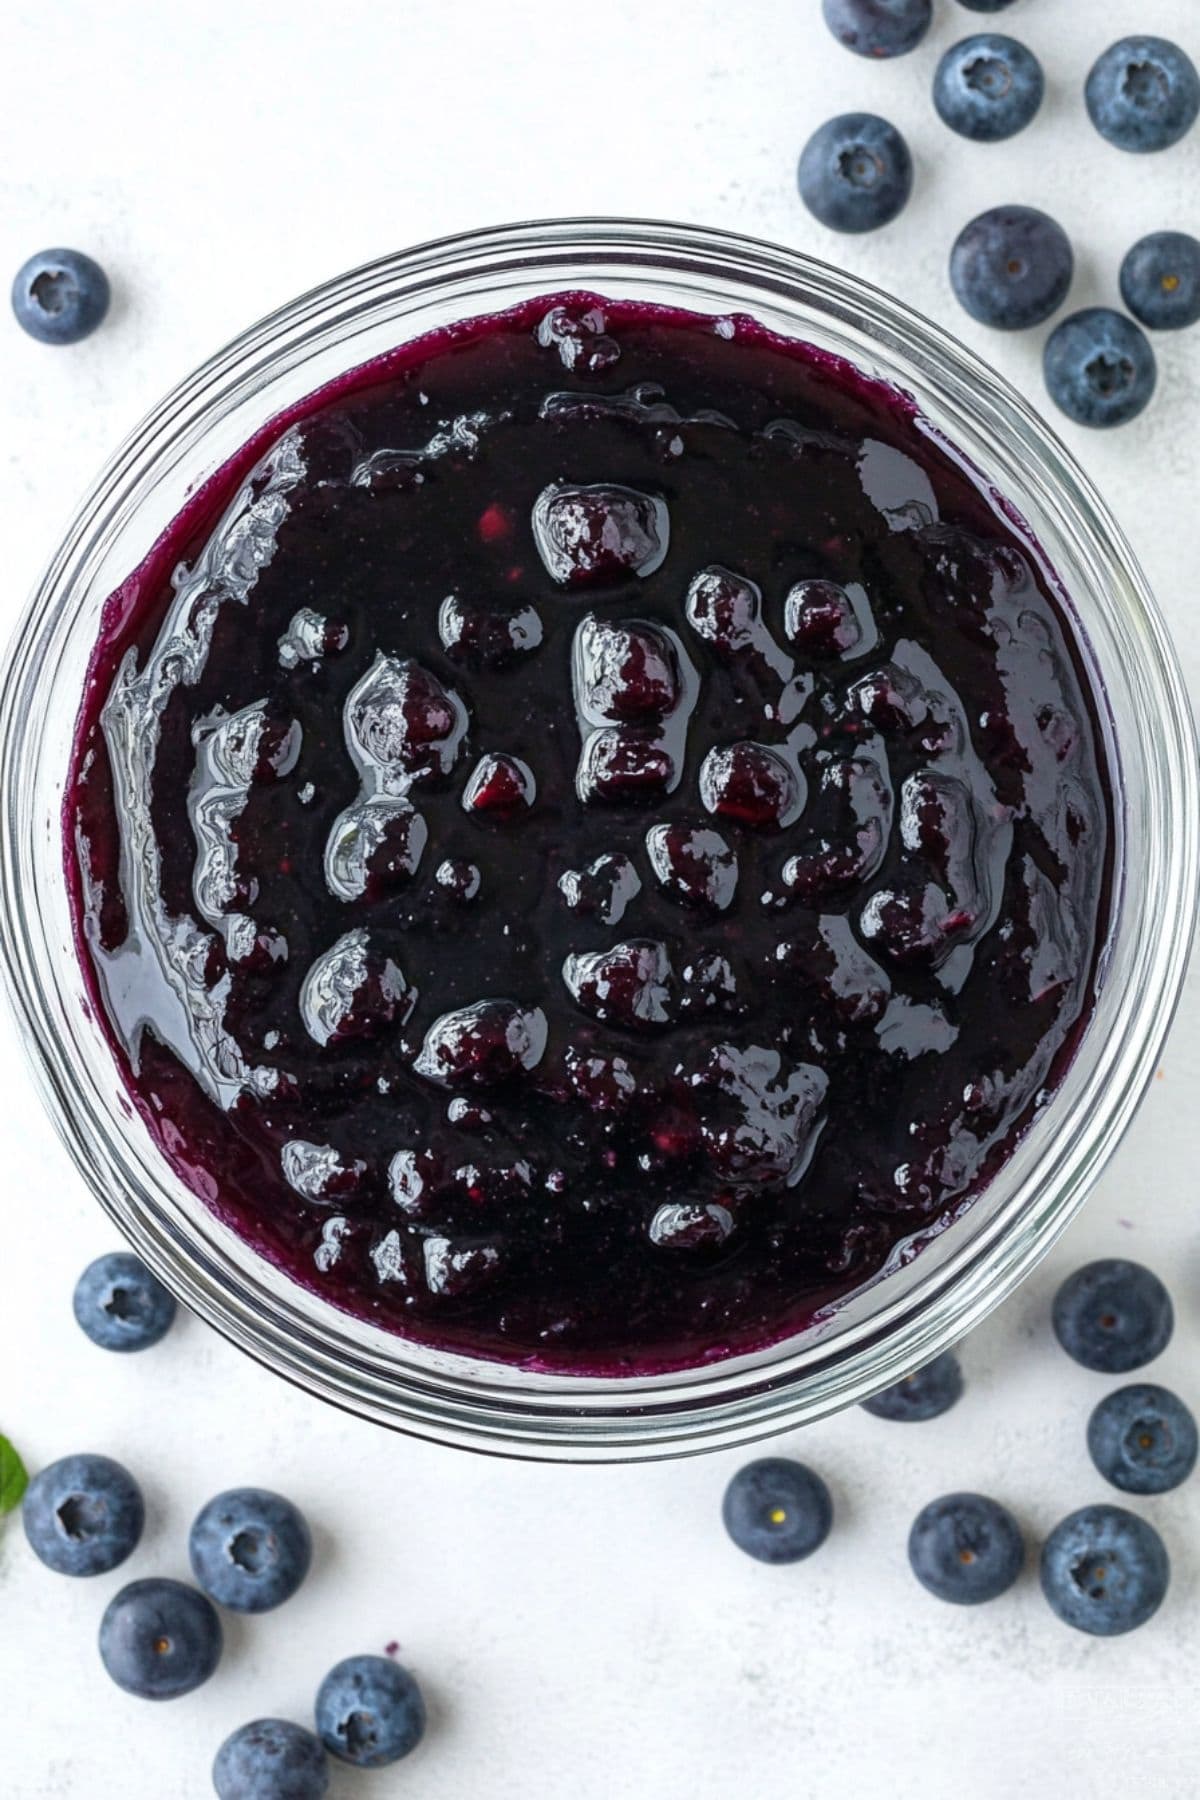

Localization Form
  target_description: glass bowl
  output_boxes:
[1,219,1195,1461]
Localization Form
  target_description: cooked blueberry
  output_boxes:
[949,206,1073,330]
[344,654,466,783]
[563,939,673,1029]
[821,0,931,59]
[438,593,543,668]
[213,1719,330,1800]
[648,1201,734,1249]
[189,1487,312,1613]
[798,114,914,234]
[934,35,1044,141]
[646,823,738,911]
[1086,37,1200,153]
[908,1493,1024,1604]
[23,1453,144,1576]
[1120,232,1200,331]
[1087,1385,1198,1495]
[1044,309,1156,429]
[462,751,536,815]
[72,1251,176,1352]
[315,1655,426,1767]
[413,999,548,1086]
[784,580,866,658]
[1052,1259,1173,1371]
[11,248,110,345]
[99,1578,222,1698]
[722,1458,833,1563]
[299,930,413,1046]
[532,483,669,585]
[1040,1505,1169,1635]
[862,1350,963,1421]
[699,742,803,830]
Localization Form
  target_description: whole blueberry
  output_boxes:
[189,1487,312,1613]
[23,1453,144,1576]
[722,1457,833,1563]
[1086,38,1200,153]
[315,1655,426,1768]
[1040,1505,1169,1635]
[1044,310,1157,429]
[821,0,931,58]
[862,1350,963,1421]
[99,1578,222,1698]
[934,36,1044,142]
[950,206,1073,330]
[11,249,110,345]
[73,1251,176,1352]
[1120,232,1200,332]
[798,115,913,234]
[908,1493,1024,1603]
[213,1719,330,1800]
[1052,1259,1173,1368]
[1087,1385,1198,1496]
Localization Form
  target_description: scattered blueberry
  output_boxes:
[213,1719,330,1800]
[1087,1385,1198,1496]
[908,1493,1024,1603]
[821,0,931,58]
[99,1578,223,1698]
[1086,37,1200,153]
[1120,231,1200,331]
[315,1655,427,1768]
[722,1458,833,1563]
[1044,309,1157,429]
[798,114,914,234]
[949,206,1073,330]
[1052,1259,1173,1368]
[934,35,1044,142]
[861,1350,963,1421]
[189,1487,312,1613]
[11,248,110,345]
[22,1453,143,1576]
[957,0,1016,9]
[72,1251,176,1352]
[1040,1505,1169,1635]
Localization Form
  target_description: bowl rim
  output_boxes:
[2,214,1196,1460]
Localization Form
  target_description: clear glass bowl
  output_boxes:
[1,219,1195,1461]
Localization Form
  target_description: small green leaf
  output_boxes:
[0,1435,29,1514]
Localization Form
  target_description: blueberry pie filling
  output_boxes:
[68,294,1113,1370]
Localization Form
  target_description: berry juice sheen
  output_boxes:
[68,295,1113,1373]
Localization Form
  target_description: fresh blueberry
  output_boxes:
[722,1458,833,1563]
[22,1453,144,1576]
[1040,1505,1169,1635]
[957,1,1016,10]
[1087,1385,1198,1496]
[213,1719,330,1800]
[908,1493,1024,1603]
[1120,232,1200,331]
[73,1251,176,1352]
[861,1350,963,1421]
[189,1487,312,1613]
[1086,37,1200,153]
[1052,1258,1173,1368]
[798,115,913,234]
[934,36,1044,141]
[11,248,110,345]
[99,1578,222,1698]
[1044,310,1157,429]
[949,206,1073,330]
[315,1655,427,1768]
[821,0,931,58]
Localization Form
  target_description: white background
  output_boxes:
[2,2,1199,1795]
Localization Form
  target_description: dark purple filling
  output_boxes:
[67,294,1114,1373]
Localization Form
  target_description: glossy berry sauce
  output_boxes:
[68,295,1114,1372]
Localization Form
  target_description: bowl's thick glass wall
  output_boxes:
[1,220,1194,1459]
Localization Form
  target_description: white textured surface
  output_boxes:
[1,1,1198,1795]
